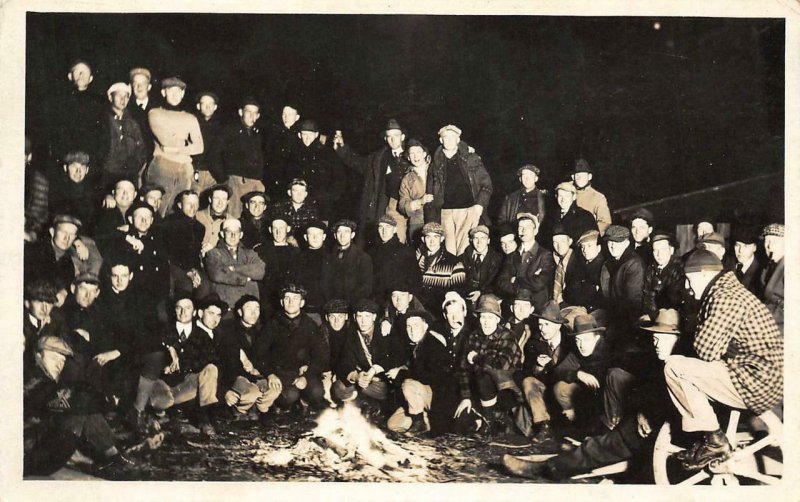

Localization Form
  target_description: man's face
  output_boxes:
[685,272,709,300]
[131,74,151,100]
[479,312,501,336]
[305,228,326,250]
[246,197,267,218]
[111,91,130,112]
[764,235,785,263]
[406,317,428,344]
[69,63,92,90]
[580,238,601,261]
[519,171,538,190]
[652,240,674,268]
[271,220,289,244]
[500,235,517,255]
[200,306,223,330]
[517,219,537,244]
[552,234,573,258]
[132,208,154,234]
[222,225,242,248]
[110,264,133,292]
[355,311,377,333]
[572,172,592,189]
[74,282,100,309]
[162,86,185,107]
[653,333,679,361]
[630,218,652,244]
[556,189,575,212]
[238,301,261,326]
[439,130,459,151]
[575,332,601,357]
[210,190,229,214]
[471,232,490,254]
[335,226,354,248]
[539,319,562,342]
[28,299,53,322]
[384,129,405,151]
[179,194,200,218]
[607,240,629,260]
[512,300,533,322]
[734,241,757,265]
[408,146,427,167]
[444,303,466,330]
[377,223,396,243]
[198,96,217,119]
[326,313,347,332]
[144,191,163,211]
[114,181,136,209]
[66,162,89,184]
[282,106,299,129]
[51,222,79,251]
[391,291,412,314]
[240,105,260,128]
[299,131,319,147]
[703,242,725,261]
[289,184,308,205]
[175,299,194,323]
[424,232,443,253]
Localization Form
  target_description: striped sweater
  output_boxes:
[416,246,465,312]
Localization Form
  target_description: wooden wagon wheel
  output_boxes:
[653,409,782,485]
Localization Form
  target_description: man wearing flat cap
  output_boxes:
[757,223,784,331]
[416,222,466,314]
[254,215,298,320]
[204,218,266,311]
[213,97,266,219]
[191,91,223,195]
[426,124,493,256]
[288,219,328,323]
[288,119,340,222]
[663,249,783,471]
[102,82,147,190]
[25,214,82,306]
[731,225,763,294]
[599,224,646,344]
[563,229,606,312]
[321,219,374,306]
[162,190,210,299]
[497,213,555,313]
[398,138,434,244]
[127,67,158,164]
[542,181,597,245]
[459,225,503,305]
[642,232,685,321]
[196,183,233,255]
[146,76,205,217]
[697,231,736,272]
[269,178,320,242]
[52,59,106,169]
[239,190,270,249]
[265,102,303,201]
[571,158,612,236]
[551,223,578,307]
[505,308,685,480]
[333,118,409,245]
[370,214,422,305]
[499,164,548,226]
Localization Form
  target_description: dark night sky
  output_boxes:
[25,13,785,225]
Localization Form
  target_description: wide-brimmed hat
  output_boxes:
[570,313,606,336]
[474,294,502,318]
[641,309,682,335]
[531,300,567,324]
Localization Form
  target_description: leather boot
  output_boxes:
[679,429,733,471]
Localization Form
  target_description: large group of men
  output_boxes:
[22,60,784,482]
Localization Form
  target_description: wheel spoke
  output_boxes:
[678,470,709,485]
[731,469,781,485]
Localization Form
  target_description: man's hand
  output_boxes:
[381,320,392,336]
[332,130,344,150]
[73,239,89,261]
[298,365,308,376]
[224,390,239,406]
[454,398,472,418]
[93,350,121,366]
[73,328,90,342]
[576,371,600,390]
[292,376,307,390]
[187,269,202,289]
[267,374,283,392]
[357,371,373,389]
[347,370,359,384]
[56,289,68,307]
[126,235,144,253]
[286,235,300,248]
[385,366,404,381]
[467,350,478,365]
[467,291,481,303]
[536,354,552,367]
[256,379,270,393]
[166,346,180,374]
[103,195,117,209]
[637,412,652,438]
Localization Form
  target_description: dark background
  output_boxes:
[25,14,785,226]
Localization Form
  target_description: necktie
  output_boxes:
[735,262,744,279]
[179,331,187,343]
[554,257,565,304]
[139,102,145,110]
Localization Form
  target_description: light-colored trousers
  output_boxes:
[441,207,481,256]
[387,379,433,432]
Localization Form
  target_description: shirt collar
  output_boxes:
[739,256,755,272]
[196,321,214,339]
[176,321,193,335]
[136,97,149,107]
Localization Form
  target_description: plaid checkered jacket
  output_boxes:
[695,271,783,414]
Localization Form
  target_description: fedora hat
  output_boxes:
[531,300,567,324]
[570,313,606,336]
[641,309,681,335]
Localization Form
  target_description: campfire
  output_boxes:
[253,404,434,481]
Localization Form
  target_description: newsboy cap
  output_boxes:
[761,223,784,238]
[516,213,539,227]
[129,67,152,81]
[125,200,155,219]
[630,208,654,226]
[573,158,592,173]
[577,229,601,245]
[299,119,319,133]
[52,214,83,229]
[107,82,132,99]
[378,215,398,227]
[555,181,577,195]
[604,225,631,242]
[698,232,725,247]
[323,299,350,315]
[73,272,100,286]
[161,77,186,90]
[406,138,428,155]
[333,219,357,232]
[197,292,228,313]
[196,91,219,104]
[651,232,676,247]
[438,124,462,137]
[353,298,380,314]
[422,222,445,236]
[63,151,90,166]
[684,249,723,273]
[517,164,540,176]
[25,279,58,303]
[139,183,166,197]
[240,96,260,109]
[406,309,434,324]
[280,283,308,299]
[468,225,491,238]
[241,190,267,204]
[234,294,260,311]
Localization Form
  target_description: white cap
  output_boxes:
[442,291,467,314]
[107,82,132,99]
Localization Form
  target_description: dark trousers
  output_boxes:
[277,374,326,409]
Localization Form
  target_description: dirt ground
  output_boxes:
[57,409,601,484]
